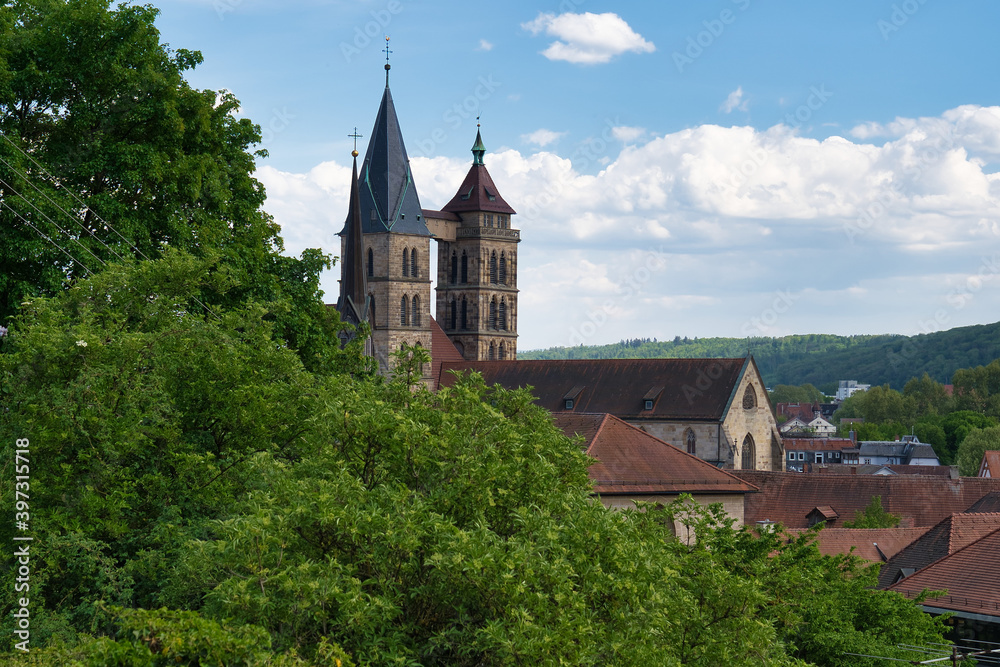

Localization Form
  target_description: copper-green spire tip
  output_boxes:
[472,125,486,165]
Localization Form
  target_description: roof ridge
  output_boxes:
[892,524,1000,591]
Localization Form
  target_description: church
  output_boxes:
[336,58,784,472]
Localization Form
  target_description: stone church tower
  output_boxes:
[429,129,520,361]
[339,64,432,374]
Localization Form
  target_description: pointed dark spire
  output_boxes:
[349,75,429,236]
[337,152,370,328]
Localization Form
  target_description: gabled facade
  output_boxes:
[440,356,784,471]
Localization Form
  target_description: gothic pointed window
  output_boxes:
[489,251,498,284]
[461,251,468,284]
[400,295,408,326]
[499,342,506,360]
[499,252,507,285]
[461,297,468,330]
[741,434,756,471]
[402,248,409,277]
[743,384,757,410]
[449,298,457,330]
[489,297,497,329]
[489,342,496,360]
[498,298,507,331]
[367,248,373,277]
[450,252,458,284]
[411,295,421,327]
[410,248,417,278]
[369,294,376,329]
[686,429,696,455]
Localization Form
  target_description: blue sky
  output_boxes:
[153,0,1000,354]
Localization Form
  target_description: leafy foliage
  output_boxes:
[955,426,1000,476]
[842,496,900,529]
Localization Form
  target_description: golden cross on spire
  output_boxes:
[348,127,362,157]
[383,36,392,84]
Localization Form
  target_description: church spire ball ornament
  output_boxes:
[383,35,392,84]
[348,127,362,158]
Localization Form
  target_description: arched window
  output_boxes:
[402,248,409,277]
[741,434,756,471]
[499,252,507,285]
[449,298,457,330]
[498,298,507,331]
[411,295,421,327]
[461,297,468,330]
[489,342,496,360]
[489,297,497,330]
[369,293,376,329]
[686,429,696,455]
[450,252,458,284]
[410,248,417,278]
[461,251,468,283]
[743,384,757,410]
[367,248,373,277]
[489,251,498,284]
[499,342,506,360]
[400,295,408,325]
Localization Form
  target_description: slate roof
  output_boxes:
[553,413,758,495]
[733,470,1000,529]
[966,491,1000,513]
[336,155,370,329]
[346,84,429,236]
[439,357,754,421]
[785,527,930,563]
[889,525,1000,619]
[877,513,1000,588]
[428,317,465,387]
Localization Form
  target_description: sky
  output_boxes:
[151,0,1000,352]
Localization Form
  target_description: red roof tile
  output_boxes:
[428,317,465,389]
[980,450,1000,477]
[966,491,1000,513]
[786,527,930,563]
[441,164,516,215]
[784,438,855,452]
[889,526,1000,618]
[734,470,1000,529]
[421,208,462,222]
[440,358,753,421]
[553,413,758,495]
[878,513,1000,588]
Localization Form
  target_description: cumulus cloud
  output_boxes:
[611,125,646,142]
[720,86,748,113]
[522,12,655,64]
[521,128,568,147]
[264,105,1000,349]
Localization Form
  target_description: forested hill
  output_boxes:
[519,321,1000,391]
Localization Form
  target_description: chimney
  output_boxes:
[849,429,856,444]
[850,466,857,475]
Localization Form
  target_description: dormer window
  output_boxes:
[485,186,496,202]
[563,384,585,411]
[644,400,654,410]
[461,186,473,201]
[642,386,663,412]
[565,399,574,410]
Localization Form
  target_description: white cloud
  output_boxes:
[611,125,646,142]
[477,39,493,51]
[720,86,748,113]
[522,12,655,64]
[521,129,567,147]
[264,105,1000,349]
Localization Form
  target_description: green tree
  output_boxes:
[842,496,901,528]
[769,383,827,406]
[953,359,1000,417]
[955,426,1000,476]
[903,373,952,416]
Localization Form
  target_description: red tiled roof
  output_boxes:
[966,491,1000,513]
[804,464,954,477]
[734,470,1000,529]
[440,358,754,421]
[428,317,465,389]
[553,413,758,495]
[878,513,1000,588]
[786,527,930,563]
[980,450,1000,477]
[889,526,1000,618]
[421,208,462,222]
[441,164,516,215]
[776,402,820,422]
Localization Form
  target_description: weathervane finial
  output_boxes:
[383,36,392,85]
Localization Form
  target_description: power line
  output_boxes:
[0,200,94,278]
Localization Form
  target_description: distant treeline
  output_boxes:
[520,321,1000,392]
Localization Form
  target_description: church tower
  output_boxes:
[339,52,432,374]
[433,128,519,361]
